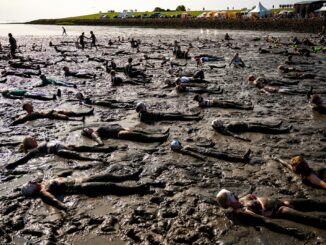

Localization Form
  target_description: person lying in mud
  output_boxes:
[11,102,93,125]
[307,93,326,114]
[195,55,225,67]
[277,65,311,74]
[1,69,41,78]
[212,119,291,141]
[8,60,40,70]
[252,79,309,95]
[34,75,77,88]
[2,89,56,101]
[86,55,107,63]
[216,189,326,237]
[283,72,316,80]
[5,136,116,170]
[76,92,134,109]
[110,70,149,86]
[105,59,125,73]
[136,102,202,122]
[174,71,207,84]
[273,155,326,189]
[170,139,251,163]
[81,124,169,145]
[20,169,152,211]
[175,83,223,95]
[63,66,96,79]
[247,74,299,86]
[229,53,245,68]
[194,95,253,110]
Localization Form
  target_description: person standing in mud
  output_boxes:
[62,27,67,36]
[8,33,17,58]
[77,32,85,50]
[89,31,98,50]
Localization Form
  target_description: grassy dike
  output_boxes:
[28,18,324,33]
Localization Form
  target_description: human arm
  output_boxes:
[39,189,67,211]
[306,174,326,189]
[5,149,40,169]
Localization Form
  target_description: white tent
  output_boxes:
[315,4,326,12]
[249,2,272,17]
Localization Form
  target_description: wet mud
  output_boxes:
[0,28,325,244]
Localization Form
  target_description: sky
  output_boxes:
[0,0,299,22]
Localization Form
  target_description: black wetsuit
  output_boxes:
[198,99,253,110]
[95,124,169,143]
[9,36,17,57]
[139,111,202,122]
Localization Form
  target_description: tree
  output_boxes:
[154,7,165,12]
[176,5,186,11]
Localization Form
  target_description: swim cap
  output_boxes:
[22,136,38,153]
[247,75,256,82]
[212,120,224,128]
[216,189,237,209]
[21,181,41,196]
[22,102,33,111]
[82,127,94,136]
[136,102,147,113]
[310,94,323,105]
[170,139,182,151]
[76,92,84,100]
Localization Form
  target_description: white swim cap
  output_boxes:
[21,181,40,196]
[212,119,224,128]
[170,139,182,151]
[216,189,237,209]
[136,102,147,113]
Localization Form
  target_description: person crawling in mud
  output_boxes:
[273,155,326,189]
[110,70,149,86]
[81,124,169,145]
[8,60,40,70]
[63,66,96,79]
[229,53,245,68]
[170,139,252,163]
[247,74,299,86]
[216,189,326,238]
[277,65,311,74]
[175,82,223,95]
[307,93,326,114]
[20,169,152,211]
[2,89,56,101]
[5,136,117,170]
[34,74,77,88]
[76,92,134,109]
[11,102,93,125]
[212,119,291,141]
[1,69,41,78]
[136,102,202,122]
[124,57,148,78]
[194,95,253,110]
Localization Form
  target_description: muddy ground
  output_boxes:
[0,28,325,244]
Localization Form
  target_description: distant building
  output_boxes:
[294,0,326,17]
[279,4,294,8]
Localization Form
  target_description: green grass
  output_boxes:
[57,8,294,22]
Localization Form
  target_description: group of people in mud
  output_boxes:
[1,26,325,241]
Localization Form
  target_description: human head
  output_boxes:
[174,77,181,85]
[136,102,147,113]
[63,66,69,71]
[21,180,42,197]
[216,189,240,209]
[82,32,85,35]
[278,65,285,71]
[310,94,323,105]
[212,119,224,130]
[110,70,116,76]
[193,94,203,102]
[90,31,93,34]
[170,139,182,151]
[76,92,84,100]
[21,136,38,153]
[8,33,12,37]
[81,127,94,138]
[22,102,34,114]
[290,156,311,176]
[247,74,256,84]
[128,57,133,63]
[40,74,46,81]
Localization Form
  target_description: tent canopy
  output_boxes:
[250,2,271,17]
[315,5,326,12]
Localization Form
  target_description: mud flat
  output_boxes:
[0,27,325,244]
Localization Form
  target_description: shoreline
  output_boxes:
[27,18,325,33]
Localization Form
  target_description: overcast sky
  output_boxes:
[0,0,298,22]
